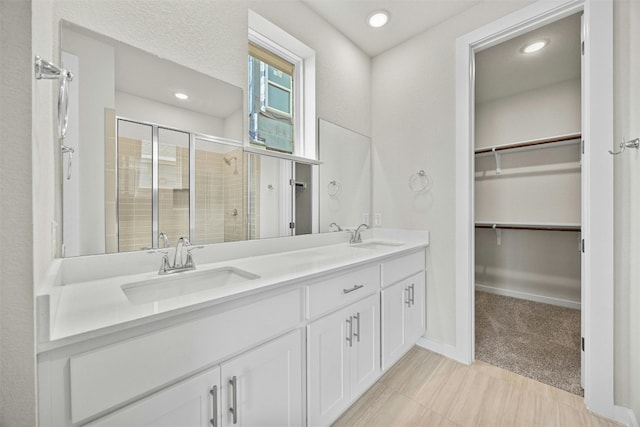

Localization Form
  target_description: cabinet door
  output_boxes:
[220,330,303,427]
[405,272,426,344]
[349,293,381,399]
[307,306,351,426]
[89,367,220,427]
[382,281,409,370]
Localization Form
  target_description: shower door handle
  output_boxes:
[61,144,74,180]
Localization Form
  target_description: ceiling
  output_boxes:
[302,0,482,57]
[115,43,243,119]
[475,13,582,103]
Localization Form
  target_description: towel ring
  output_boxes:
[328,180,342,198]
[409,170,432,192]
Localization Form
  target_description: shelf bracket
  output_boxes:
[492,148,502,174]
[492,224,502,245]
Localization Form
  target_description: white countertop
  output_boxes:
[38,229,428,351]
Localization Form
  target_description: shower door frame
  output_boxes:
[454,0,615,420]
[115,117,244,251]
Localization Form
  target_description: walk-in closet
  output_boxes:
[473,13,584,395]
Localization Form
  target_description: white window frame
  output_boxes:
[248,10,316,160]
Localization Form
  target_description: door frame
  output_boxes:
[454,0,614,418]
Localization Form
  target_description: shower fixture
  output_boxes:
[224,156,238,174]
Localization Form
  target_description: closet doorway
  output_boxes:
[472,13,584,395]
[456,0,614,415]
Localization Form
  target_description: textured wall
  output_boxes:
[371,1,534,345]
[0,0,37,425]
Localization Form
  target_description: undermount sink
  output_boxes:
[350,240,405,250]
[121,267,260,304]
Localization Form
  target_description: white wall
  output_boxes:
[224,108,244,142]
[371,0,535,346]
[115,92,225,137]
[61,28,115,255]
[475,79,581,149]
[0,0,37,424]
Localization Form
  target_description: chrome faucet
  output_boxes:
[158,236,196,275]
[350,223,370,244]
[173,236,191,268]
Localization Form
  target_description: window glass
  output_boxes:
[248,44,295,154]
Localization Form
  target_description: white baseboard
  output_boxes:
[476,284,581,310]
[614,405,639,427]
[416,337,471,365]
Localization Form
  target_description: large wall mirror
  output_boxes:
[59,21,371,257]
[318,119,371,232]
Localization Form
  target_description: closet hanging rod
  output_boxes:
[474,133,581,156]
[474,222,581,232]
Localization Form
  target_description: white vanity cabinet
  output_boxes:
[39,287,304,426]
[88,366,221,427]
[219,329,303,427]
[39,239,430,427]
[306,263,381,427]
[89,330,303,427]
[381,252,426,370]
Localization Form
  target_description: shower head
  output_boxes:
[224,156,239,174]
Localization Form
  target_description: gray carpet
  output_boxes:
[475,291,583,396]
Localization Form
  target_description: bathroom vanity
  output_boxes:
[36,229,428,426]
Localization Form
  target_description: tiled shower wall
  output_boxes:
[223,147,246,242]
[194,149,225,244]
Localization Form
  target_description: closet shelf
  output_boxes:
[474,133,581,156]
[474,221,581,232]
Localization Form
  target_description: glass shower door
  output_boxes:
[157,128,190,247]
[116,119,153,252]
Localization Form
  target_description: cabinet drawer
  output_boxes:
[69,287,302,424]
[306,264,379,319]
[381,250,425,288]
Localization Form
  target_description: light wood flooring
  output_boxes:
[333,346,621,427]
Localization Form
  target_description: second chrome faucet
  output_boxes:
[349,223,370,244]
[158,235,197,275]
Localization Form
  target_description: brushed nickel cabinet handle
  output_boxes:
[210,385,217,426]
[346,316,353,347]
[410,283,415,306]
[353,312,361,343]
[229,376,238,424]
[343,284,364,294]
[405,286,411,307]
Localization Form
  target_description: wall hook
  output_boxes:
[608,137,639,155]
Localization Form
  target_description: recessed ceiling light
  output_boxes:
[174,92,189,100]
[521,40,548,54]
[368,10,389,28]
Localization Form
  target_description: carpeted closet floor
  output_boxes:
[475,291,583,396]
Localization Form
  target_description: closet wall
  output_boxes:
[474,77,582,307]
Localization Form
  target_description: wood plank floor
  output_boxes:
[333,346,621,427]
